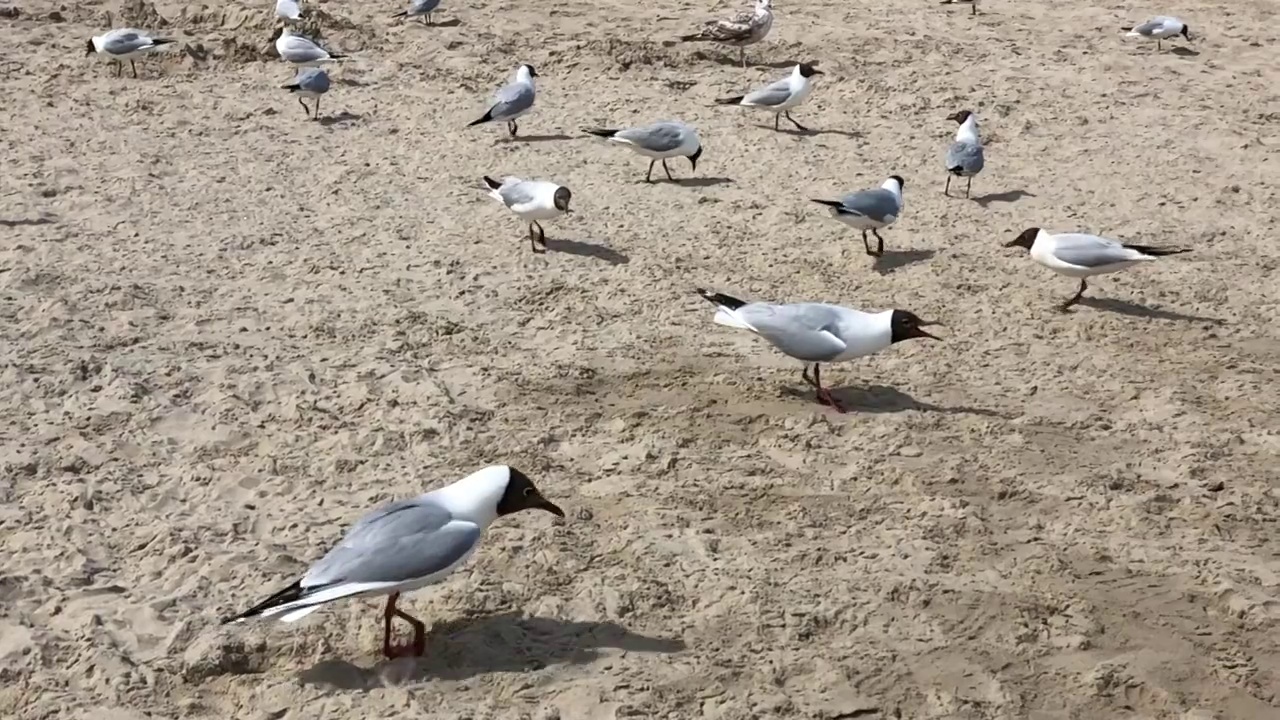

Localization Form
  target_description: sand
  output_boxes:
[3,0,1280,717]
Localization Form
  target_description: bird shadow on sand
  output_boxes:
[756,125,863,139]
[297,613,685,689]
[970,189,1035,207]
[0,216,56,228]
[513,134,573,142]
[704,54,800,70]
[1078,297,1225,324]
[675,177,734,187]
[873,249,936,275]
[543,238,630,265]
[784,384,1009,418]
[319,111,362,127]
[414,18,461,27]
[1170,47,1201,57]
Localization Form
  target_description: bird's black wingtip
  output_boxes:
[715,95,745,106]
[468,109,495,127]
[810,198,842,208]
[583,127,618,138]
[391,11,408,17]
[482,176,502,189]
[281,83,301,91]
[695,289,747,310]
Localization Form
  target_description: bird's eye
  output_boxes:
[523,487,534,497]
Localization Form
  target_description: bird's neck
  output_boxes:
[955,117,980,144]
[881,180,902,197]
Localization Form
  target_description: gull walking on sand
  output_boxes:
[583,121,703,183]
[276,0,302,22]
[811,176,905,257]
[1122,16,1192,51]
[678,0,774,68]
[695,289,942,413]
[715,62,823,132]
[1004,227,1191,311]
[85,28,175,78]
[270,27,346,66]
[467,64,538,138]
[282,68,329,119]
[392,0,441,25]
[943,110,984,198]
[483,176,573,252]
[222,465,564,659]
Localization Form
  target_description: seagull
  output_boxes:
[85,28,175,78]
[222,465,564,659]
[944,110,984,198]
[583,122,703,183]
[810,176,905,257]
[679,0,774,68]
[1122,16,1192,51]
[270,28,346,66]
[467,64,538,138]
[939,0,977,16]
[391,0,441,25]
[715,62,823,132]
[695,289,941,413]
[482,176,572,252]
[1004,227,1191,311]
[276,0,302,22]
[281,67,330,119]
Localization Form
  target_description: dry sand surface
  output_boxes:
[3,0,1280,717]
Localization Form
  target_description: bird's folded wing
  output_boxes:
[743,79,792,107]
[837,190,897,221]
[303,501,482,587]
[497,180,539,207]
[103,32,148,54]
[1050,234,1137,267]
[617,124,682,153]
[946,141,984,171]
[741,304,849,361]
[490,82,535,117]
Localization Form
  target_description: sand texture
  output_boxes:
[3,0,1280,717]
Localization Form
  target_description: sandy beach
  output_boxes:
[2,0,1279,717]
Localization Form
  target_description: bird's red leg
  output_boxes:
[381,593,427,658]
[811,364,846,413]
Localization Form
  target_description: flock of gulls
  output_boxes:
[84,2,1199,659]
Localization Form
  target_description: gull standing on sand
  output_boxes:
[583,122,703,183]
[482,176,573,252]
[715,62,823,132]
[1004,227,1191,311]
[85,28,175,78]
[695,289,941,413]
[943,110,984,198]
[271,27,346,66]
[1122,16,1192,51]
[281,68,329,119]
[392,0,441,25]
[275,0,302,22]
[678,0,774,68]
[467,64,538,138]
[811,176,905,257]
[222,465,564,659]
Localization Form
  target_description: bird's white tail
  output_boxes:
[713,308,757,332]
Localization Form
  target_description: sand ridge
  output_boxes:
[2,0,1280,718]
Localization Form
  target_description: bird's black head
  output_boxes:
[889,175,905,190]
[522,63,539,78]
[1005,227,1040,251]
[797,63,822,78]
[689,145,702,171]
[553,186,572,213]
[496,467,564,518]
[890,310,942,343]
[947,110,973,124]
[1181,25,1192,40]
[84,38,96,56]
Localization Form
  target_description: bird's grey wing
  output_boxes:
[838,189,899,222]
[702,14,754,42]
[1051,234,1134,267]
[283,38,329,62]
[102,31,149,55]
[489,81,534,118]
[412,0,440,11]
[739,303,847,361]
[617,123,683,153]
[302,499,481,587]
[743,78,792,107]
[498,180,538,207]
[1131,19,1163,34]
[297,68,330,91]
[946,141,984,173]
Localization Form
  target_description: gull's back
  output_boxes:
[737,302,883,362]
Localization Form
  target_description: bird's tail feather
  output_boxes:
[810,199,844,209]
[152,38,176,46]
[583,127,619,138]
[220,581,304,624]
[482,176,502,190]
[391,11,408,17]
[329,52,347,59]
[696,289,756,331]
[678,33,706,41]
[1120,25,1135,31]
[715,95,745,106]
[281,83,301,91]
[1125,244,1191,257]
[469,109,495,127]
